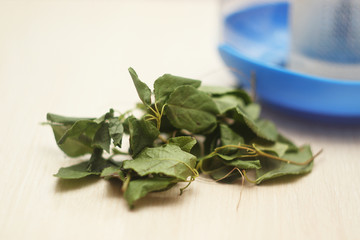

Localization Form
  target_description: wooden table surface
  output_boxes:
[1,0,359,239]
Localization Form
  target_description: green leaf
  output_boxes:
[57,120,99,145]
[46,113,93,125]
[154,74,201,104]
[49,124,93,157]
[208,166,240,182]
[202,151,261,170]
[219,123,244,146]
[277,134,299,152]
[93,108,114,124]
[233,107,278,142]
[46,113,100,157]
[54,162,95,179]
[128,67,152,106]
[124,177,177,208]
[128,116,160,156]
[92,123,111,153]
[244,103,261,120]
[54,149,116,179]
[255,145,314,184]
[212,94,246,114]
[203,128,221,155]
[53,110,114,154]
[224,159,261,170]
[101,166,125,181]
[165,85,219,134]
[255,119,278,141]
[199,86,252,104]
[87,148,111,173]
[168,136,197,152]
[123,144,197,181]
[253,141,289,158]
[108,118,124,147]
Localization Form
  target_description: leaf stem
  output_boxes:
[179,177,195,195]
[121,172,131,192]
[215,167,240,182]
[214,167,244,210]
[214,144,257,155]
[253,144,323,166]
[146,103,166,130]
[158,134,168,144]
[242,170,257,184]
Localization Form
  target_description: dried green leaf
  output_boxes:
[212,94,246,114]
[87,148,111,173]
[128,116,160,156]
[168,136,197,153]
[219,123,244,146]
[233,107,278,141]
[129,67,152,106]
[253,141,289,158]
[123,144,197,181]
[46,113,93,125]
[154,74,201,104]
[208,166,240,182]
[124,177,177,208]
[101,166,125,181]
[93,109,114,124]
[92,123,111,153]
[199,86,252,104]
[202,150,261,171]
[244,103,261,120]
[54,162,95,179]
[57,120,99,145]
[166,85,219,134]
[108,118,124,147]
[49,124,93,157]
[255,145,314,184]
[224,159,261,170]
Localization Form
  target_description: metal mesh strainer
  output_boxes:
[289,0,360,80]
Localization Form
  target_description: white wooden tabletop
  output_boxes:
[1,0,359,239]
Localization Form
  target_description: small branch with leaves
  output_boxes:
[45,68,321,209]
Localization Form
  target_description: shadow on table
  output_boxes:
[260,103,360,142]
[130,192,191,211]
[106,178,123,199]
[55,176,185,209]
[55,175,100,192]
[256,174,309,187]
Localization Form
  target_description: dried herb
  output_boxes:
[45,68,320,208]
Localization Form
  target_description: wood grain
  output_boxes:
[0,1,359,239]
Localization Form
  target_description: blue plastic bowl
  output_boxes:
[218,2,360,121]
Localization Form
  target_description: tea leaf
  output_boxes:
[123,144,197,181]
[108,118,124,147]
[255,145,314,184]
[46,68,318,209]
[199,86,252,104]
[101,166,125,181]
[212,94,246,114]
[48,124,93,157]
[128,116,160,156]
[168,136,197,153]
[166,85,219,134]
[46,113,93,125]
[92,123,111,153]
[124,177,177,208]
[154,74,201,104]
[233,107,278,141]
[219,123,244,146]
[129,67,152,106]
[253,141,289,158]
[54,162,95,179]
